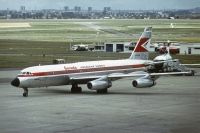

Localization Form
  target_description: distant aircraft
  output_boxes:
[154,41,180,54]
[11,27,191,97]
[149,46,196,75]
[71,44,88,51]
[158,45,180,54]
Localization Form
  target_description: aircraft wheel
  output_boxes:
[97,88,108,94]
[23,88,28,97]
[189,70,195,76]
[71,84,82,93]
[23,92,28,97]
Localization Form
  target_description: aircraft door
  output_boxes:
[188,48,191,54]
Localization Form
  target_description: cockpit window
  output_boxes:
[21,72,32,75]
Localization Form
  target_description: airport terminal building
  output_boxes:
[93,42,134,52]
[103,42,134,52]
[180,43,200,55]
[94,42,155,53]
[72,42,200,55]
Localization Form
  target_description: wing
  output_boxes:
[70,71,149,83]
[108,71,192,79]
[145,59,178,66]
[70,71,192,83]
[180,64,200,66]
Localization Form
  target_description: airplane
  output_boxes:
[11,27,191,97]
[71,44,88,51]
[154,41,180,54]
[158,45,179,54]
[149,46,196,75]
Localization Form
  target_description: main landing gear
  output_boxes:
[71,83,82,93]
[23,88,28,97]
[97,88,108,94]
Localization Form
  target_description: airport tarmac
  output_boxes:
[0,69,200,133]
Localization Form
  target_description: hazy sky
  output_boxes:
[0,0,199,10]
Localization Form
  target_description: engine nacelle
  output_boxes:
[132,78,156,88]
[87,80,112,90]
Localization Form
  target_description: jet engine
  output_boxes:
[87,77,112,90]
[132,78,156,88]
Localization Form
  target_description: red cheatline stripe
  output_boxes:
[18,64,145,77]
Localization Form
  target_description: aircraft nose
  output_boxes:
[11,78,20,87]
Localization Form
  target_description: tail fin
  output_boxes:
[129,27,152,60]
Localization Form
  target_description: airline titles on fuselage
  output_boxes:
[64,65,106,70]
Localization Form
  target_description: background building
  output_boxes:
[180,43,200,55]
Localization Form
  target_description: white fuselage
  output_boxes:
[16,59,150,88]
[154,54,172,61]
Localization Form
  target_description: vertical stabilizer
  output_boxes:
[129,27,152,60]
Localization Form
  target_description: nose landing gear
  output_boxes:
[23,88,28,97]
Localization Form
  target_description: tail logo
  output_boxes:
[134,37,149,52]
[129,27,152,60]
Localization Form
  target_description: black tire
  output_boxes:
[97,88,108,94]
[191,70,195,76]
[71,87,82,93]
[23,92,28,97]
